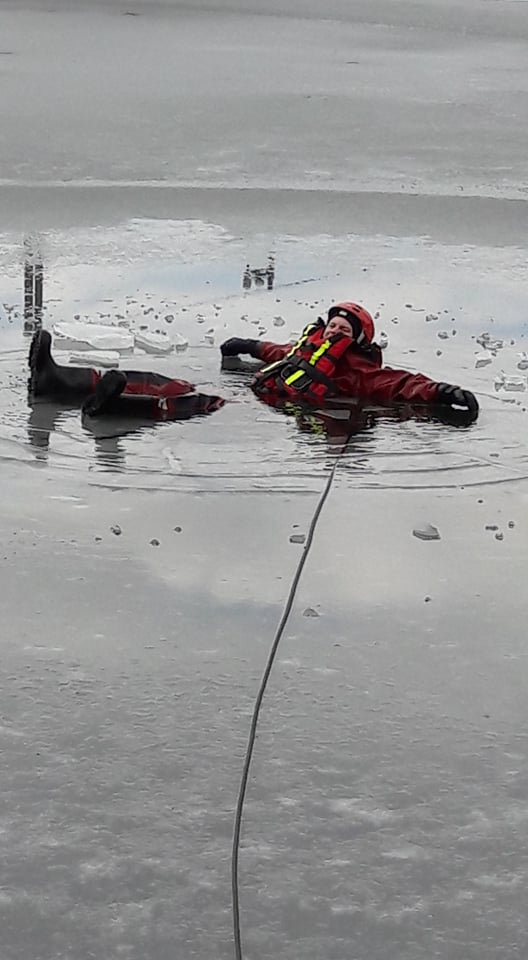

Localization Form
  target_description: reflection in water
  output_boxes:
[276,400,377,448]
[27,401,72,460]
[89,429,128,470]
[83,413,159,471]
[260,397,479,449]
[20,390,528,494]
[27,400,146,471]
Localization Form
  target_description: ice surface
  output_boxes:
[2,2,528,959]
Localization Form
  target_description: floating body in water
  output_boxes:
[28,330,224,419]
[220,301,479,421]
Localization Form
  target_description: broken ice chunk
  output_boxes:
[476,333,503,351]
[54,322,134,353]
[173,333,189,353]
[504,377,526,392]
[412,523,441,541]
[134,331,174,355]
[70,350,121,368]
[475,353,492,369]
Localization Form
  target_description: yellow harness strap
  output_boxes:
[309,339,331,364]
[258,321,320,377]
[284,338,331,386]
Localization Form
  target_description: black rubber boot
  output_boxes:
[82,370,128,417]
[28,329,55,397]
[28,329,95,399]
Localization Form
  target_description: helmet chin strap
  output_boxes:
[354,324,366,345]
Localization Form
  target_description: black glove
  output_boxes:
[220,337,260,358]
[436,383,479,415]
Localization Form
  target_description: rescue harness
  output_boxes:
[252,320,353,403]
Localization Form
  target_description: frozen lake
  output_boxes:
[1,1,528,958]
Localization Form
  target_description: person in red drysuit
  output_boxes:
[28,329,224,419]
[220,301,478,418]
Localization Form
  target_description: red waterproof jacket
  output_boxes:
[254,330,441,405]
[89,369,223,419]
[91,369,194,399]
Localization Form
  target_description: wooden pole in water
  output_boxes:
[23,238,35,334]
[23,236,43,334]
[34,258,43,329]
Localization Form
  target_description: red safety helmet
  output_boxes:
[327,302,375,345]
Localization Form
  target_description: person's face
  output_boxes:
[325,315,354,338]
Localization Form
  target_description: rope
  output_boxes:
[231,444,348,960]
